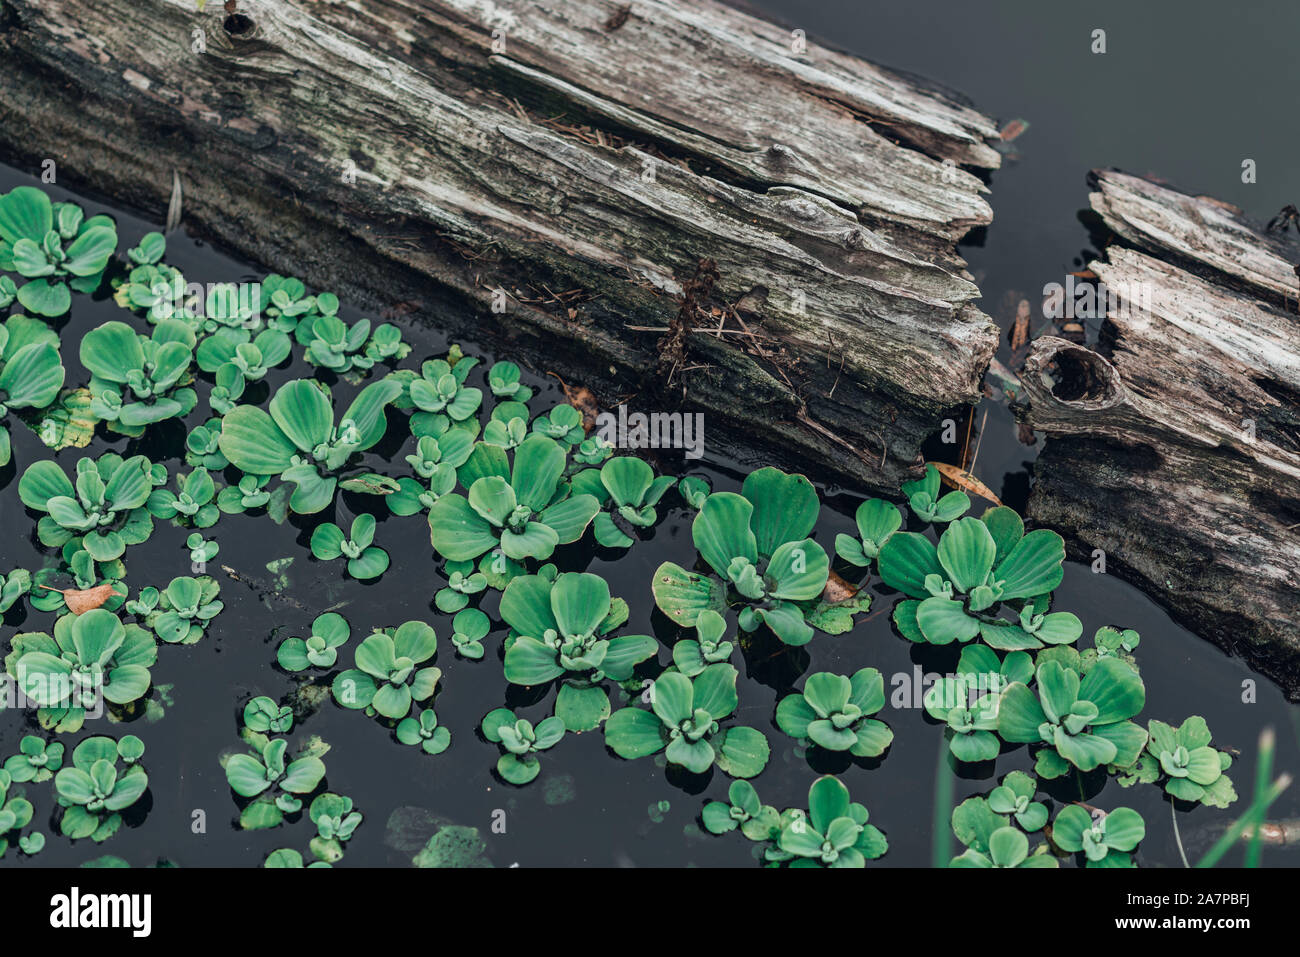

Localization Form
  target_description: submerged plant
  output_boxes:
[19,453,158,561]
[0,314,65,466]
[499,571,657,731]
[0,186,116,316]
[310,513,390,580]
[218,377,403,514]
[81,320,198,434]
[604,664,769,778]
[482,708,565,784]
[331,622,440,721]
[775,668,893,758]
[54,735,148,842]
[653,467,844,646]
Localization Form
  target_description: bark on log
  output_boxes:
[1019,170,1300,696]
[0,0,1001,489]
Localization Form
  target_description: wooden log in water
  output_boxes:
[1019,170,1300,696]
[0,0,1002,489]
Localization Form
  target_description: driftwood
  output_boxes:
[1019,170,1300,696]
[0,0,1002,489]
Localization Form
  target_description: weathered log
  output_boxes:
[0,0,1001,489]
[1019,170,1300,696]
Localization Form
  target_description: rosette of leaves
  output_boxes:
[130,576,223,644]
[0,770,36,857]
[111,232,185,322]
[18,453,156,561]
[484,413,526,449]
[434,561,488,612]
[0,568,30,614]
[1118,716,1236,808]
[0,314,65,466]
[385,428,474,517]
[186,533,219,568]
[276,612,351,672]
[216,473,276,515]
[901,463,969,523]
[482,708,565,784]
[604,664,769,777]
[146,467,220,529]
[394,356,482,425]
[986,771,1049,832]
[701,780,781,839]
[775,668,893,758]
[428,435,600,577]
[500,571,657,731]
[195,327,292,387]
[218,377,403,514]
[652,467,837,647]
[771,776,888,868]
[80,319,198,434]
[310,513,390,580]
[1082,625,1141,670]
[262,275,327,331]
[8,608,157,715]
[677,475,711,509]
[396,709,451,756]
[223,737,327,827]
[263,848,330,868]
[4,735,65,784]
[450,608,489,660]
[299,314,380,374]
[308,793,363,863]
[487,361,533,403]
[29,547,126,614]
[531,403,584,445]
[1051,805,1144,867]
[671,608,735,677]
[0,186,116,316]
[572,435,614,466]
[949,795,1056,868]
[883,509,1077,650]
[54,735,148,842]
[925,644,1033,762]
[185,417,229,470]
[998,658,1148,777]
[242,697,293,736]
[331,621,440,720]
[209,364,245,415]
[569,456,676,549]
[834,498,903,567]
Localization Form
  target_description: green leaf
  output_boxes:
[741,467,819,557]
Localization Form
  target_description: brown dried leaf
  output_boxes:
[45,583,118,615]
[822,570,860,604]
[932,462,1003,507]
[547,372,600,434]
[1009,298,1031,352]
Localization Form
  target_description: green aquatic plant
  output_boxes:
[308,792,363,863]
[570,455,676,549]
[310,513,390,580]
[223,737,326,818]
[775,668,893,758]
[882,508,1076,650]
[243,696,294,735]
[434,561,488,612]
[1117,716,1237,808]
[701,780,779,838]
[0,770,36,857]
[28,548,126,614]
[486,361,533,403]
[128,576,223,644]
[301,314,408,375]
[428,434,600,578]
[186,532,219,568]
[3,735,65,784]
[262,275,328,332]
[0,314,65,466]
[54,735,148,842]
[531,403,584,445]
[396,709,452,756]
[652,467,843,646]
[499,571,657,731]
[19,453,158,561]
[1051,804,1144,867]
[604,664,769,778]
[482,708,565,784]
[276,613,351,672]
[8,608,157,713]
[924,645,1033,763]
[146,468,220,529]
[216,473,275,515]
[81,319,198,434]
[0,568,31,614]
[395,356,482,425]
[331,622,440,721]
[185,417,229,470]
[772,776,888,868]
[0,186,116,316]
[901,463,969,524]
[998,658,1147,777]
[949,795,1056,868]
[449,608,489,660]
[218,377,403,514]
[671,608,735,677]
[834,498,903,566]
[196,327,292,385]
[985,770,1049,832]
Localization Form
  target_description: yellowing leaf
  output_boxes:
[932,462,1002,506]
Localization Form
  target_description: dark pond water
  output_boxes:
[2,0,1299,868]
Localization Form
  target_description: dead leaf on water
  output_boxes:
[822,569,859,604]
[932,462,1003,506]
[40,583,118,615]
[547,371,600,434]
